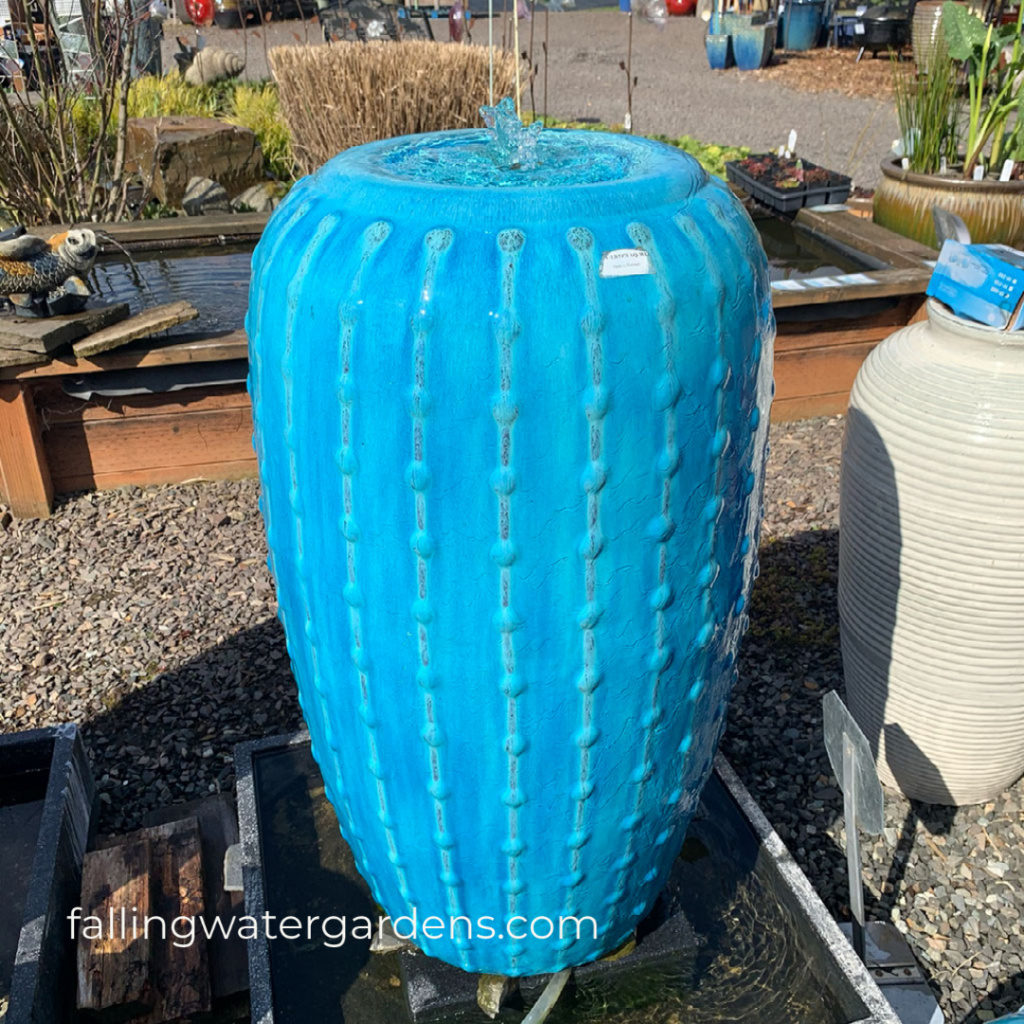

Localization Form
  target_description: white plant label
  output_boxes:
[788,129,798,153]
[973,164,985,180]
[600,248,651,278]
[1001,159,1014,182]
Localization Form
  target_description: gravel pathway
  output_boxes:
[2,415,1020,1022]
[164,11,897,189]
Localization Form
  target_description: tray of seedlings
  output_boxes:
[726,153,852,213]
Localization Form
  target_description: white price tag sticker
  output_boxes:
[854,21,865,33]
[599,248,651,278]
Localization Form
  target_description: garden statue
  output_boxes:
[0,226,98,317]
[247,99,774,979]
[174,37,245,86]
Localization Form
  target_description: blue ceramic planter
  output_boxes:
[782,0,825,50]
[247,125,775,977]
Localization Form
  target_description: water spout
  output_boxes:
[479,97,543,171]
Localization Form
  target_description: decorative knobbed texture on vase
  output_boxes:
[839,299,1024,806]
[247,124,775,976]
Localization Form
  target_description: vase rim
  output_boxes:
[314,128,707,199]
[880,157,1024,193]
[927,297,1024,343]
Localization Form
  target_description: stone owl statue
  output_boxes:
[0,227,99,317]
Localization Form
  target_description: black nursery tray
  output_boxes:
[726,158,852,214]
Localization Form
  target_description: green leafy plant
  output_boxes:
[537,117,747,178]
[943,0,1024,177]
[891,35,961,175]
[226,83,294,181]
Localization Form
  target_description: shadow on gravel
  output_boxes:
[965,975,1024,1024]
[722,516,958,1011]
[82,616,301,835]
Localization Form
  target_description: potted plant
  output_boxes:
[874,1,1024,248]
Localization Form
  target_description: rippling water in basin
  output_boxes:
[88,218,863,335]
[89,244,253,337]
[254,743,856,1024]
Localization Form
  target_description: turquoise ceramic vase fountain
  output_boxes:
[247,103,775,977]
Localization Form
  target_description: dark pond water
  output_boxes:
[89,244,254,337]
[757,216,867,283]
[86,218,867,339]
[254,743,859,1024]
[0,768,49,1005]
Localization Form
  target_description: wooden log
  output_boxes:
[72,302,199,358]
[139,817,212,1024]
[140,793,249,1001]
[76,839,154,1022]
[0,302,131,355]
[0,382,53,518]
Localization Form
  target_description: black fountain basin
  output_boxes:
[235,731,900,1024]
[2,725,95,1024]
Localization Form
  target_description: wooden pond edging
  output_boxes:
[0,209,936,518]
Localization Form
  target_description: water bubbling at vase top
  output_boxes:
[376,97,642,188]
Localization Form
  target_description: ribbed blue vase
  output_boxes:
[247,125,775,977]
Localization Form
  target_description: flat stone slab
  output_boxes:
[0,303,130,355]
[72,301,198,357]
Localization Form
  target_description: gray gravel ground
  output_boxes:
[164,10,897,188]
[2,415,1021,1023]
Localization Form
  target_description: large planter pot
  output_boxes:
[721,12,776,69]
[247,126,775,976]
[873,156,1024,249]
[911,0,950,69]
[782,0,825,50]
[839,298,1024,806]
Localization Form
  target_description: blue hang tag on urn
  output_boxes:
[246,109,775,977]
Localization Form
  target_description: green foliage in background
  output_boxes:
[891,37,961,175]
[536,116,748,178]
[65,76,294,184]
[225,83,295,183]
[128,75,222,119]
[943,0,1024,175]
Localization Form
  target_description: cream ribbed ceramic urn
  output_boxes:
[839,299,1024,806]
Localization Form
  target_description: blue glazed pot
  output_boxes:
[247,126,775,977]
[782,0,825,50]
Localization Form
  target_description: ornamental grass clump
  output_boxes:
[269,41,521,175]
[891,35,961,175]
[892,2,1024,178]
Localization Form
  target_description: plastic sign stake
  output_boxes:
[823,692,884,964]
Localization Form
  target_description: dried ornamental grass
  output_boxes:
[270,41,522,174]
